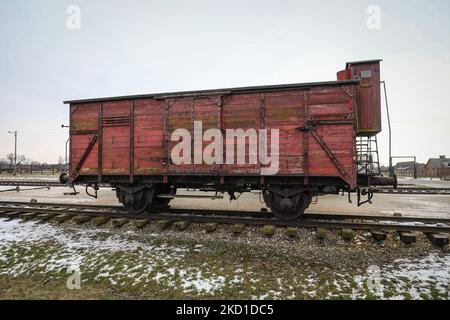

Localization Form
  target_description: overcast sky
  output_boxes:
[0,0,449,165]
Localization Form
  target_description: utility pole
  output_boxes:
[381,82,394,177]
[8,130,17,175]
[61,125,70,168]
[65,138,70,165]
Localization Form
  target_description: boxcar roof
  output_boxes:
[63,79,359,104]
[346,59,382,68]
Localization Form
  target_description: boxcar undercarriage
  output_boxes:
[63,173,396,220]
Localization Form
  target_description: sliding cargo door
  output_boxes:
[133,98,165,175]
[222,93,261,175]
[166,97,221,174]
[264,91,305,175]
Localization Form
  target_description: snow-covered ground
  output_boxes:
[0,217,448,299]
[0,174,59,181]
[397,177,450,189]
[0,218,225,295]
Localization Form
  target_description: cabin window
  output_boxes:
[360,70,373,87]
[361,70,372,78]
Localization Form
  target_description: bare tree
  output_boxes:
[6,153,14,164]
[0,157,7,172]
[6,153,14,172]
[17,155,26,165]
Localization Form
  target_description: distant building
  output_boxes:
[416,163,426,178]
[424,155,450,180]
[379,165,389,176]
[394,161,418,177]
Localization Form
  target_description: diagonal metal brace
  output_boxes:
[308,129,353,184]
[71,134,98,181]
[297,124,354,187]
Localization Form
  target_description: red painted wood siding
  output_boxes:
[69,84,357,186]
[101,101,131,175]
[134,98,165,175]
[70,103,100,175]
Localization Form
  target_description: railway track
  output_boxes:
[0,180,63,187]
[0,180,110,187]
[0,200,449,234]
[374,187,450,195]
[1,180,450,195]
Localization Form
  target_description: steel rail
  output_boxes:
[0,202,449,234]
[0,181,111,187]
[0,181,63,187]
[1,180,450,195]
[0,200,450,224]
[0,200,123,210]
[374,188,450,195]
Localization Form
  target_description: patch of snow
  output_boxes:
[153,271,166,283]
[167,267,176,276]
[180,270,225,294]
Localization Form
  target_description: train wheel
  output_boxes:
[265,187,311,221]
[117,187,153,214]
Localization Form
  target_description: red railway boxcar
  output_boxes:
[62,59,396,220]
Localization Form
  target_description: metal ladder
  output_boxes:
[356,135,380,176]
